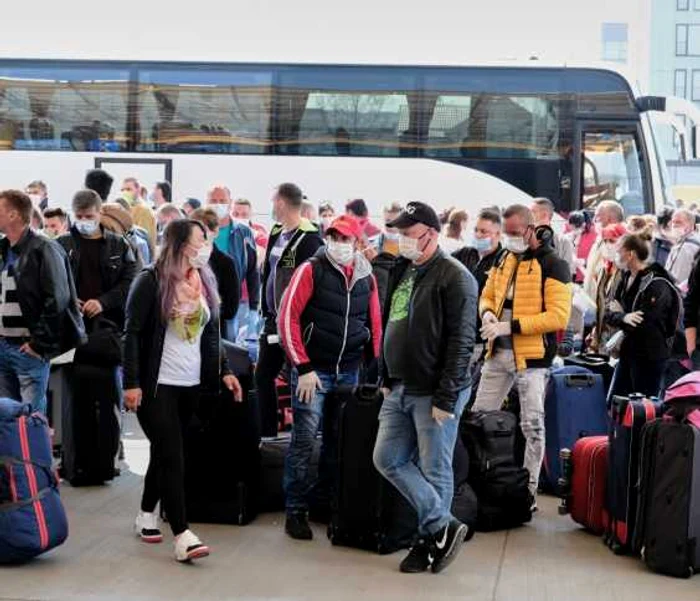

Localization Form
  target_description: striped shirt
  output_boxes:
[0,249,30,338]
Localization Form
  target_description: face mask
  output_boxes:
[602,244,617,261]
[75,219,99,237]
[28,193,42,207]
[189,244,212,269]
[614,253,627,271]
[472,236,492,253]
[121,191,136,205]
[671,226,688,241]
[503,235,528,254]
[232,217,248,226]
[45,230,58,240]
[399,234,423,261]
[322,217,333,229]
[327,240,355,266]
[208,204,229,220]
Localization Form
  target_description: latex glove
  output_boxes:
[223,374,243,402]
[481,320,512,341]
[432,406,455,425]
[622,311,644,328]
[482,311,498,326]
[296,371,323,404]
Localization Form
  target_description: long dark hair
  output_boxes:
[155,219,219,322]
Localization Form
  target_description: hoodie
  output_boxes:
[606,262,681,361]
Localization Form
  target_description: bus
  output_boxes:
[0,58,698,218]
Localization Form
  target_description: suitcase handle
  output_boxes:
[564,374,594,387]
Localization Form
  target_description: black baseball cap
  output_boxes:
[386,201,441,231]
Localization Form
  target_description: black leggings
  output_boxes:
[137,384,198,536]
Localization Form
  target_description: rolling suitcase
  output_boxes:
[563,353,615,394]
[461,410,532,531]
[0,399,68,563]
[184,342,260,525]
[329,386,417,554]
[60,363,120,486]
[635,420,700,578]
[606,394,664,554]
[542,366,608,492]
[561,436,609,535]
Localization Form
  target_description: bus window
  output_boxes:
[136,67,273,153]
[424,93,560,159]
[0,64,129,152]
[275,67,419,156]
[581,130,646,215]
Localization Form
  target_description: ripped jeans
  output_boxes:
[472,349,548,495]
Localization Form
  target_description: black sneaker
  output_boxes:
[285,513,313,540]
[430,519,472,574]
[400,540,431,573]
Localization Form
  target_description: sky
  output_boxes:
[3,0,648,71]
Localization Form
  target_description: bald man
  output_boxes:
[667,208,700,290]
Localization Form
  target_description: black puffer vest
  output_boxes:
[301,250,373,373]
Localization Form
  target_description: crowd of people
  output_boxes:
[2,172,700,572]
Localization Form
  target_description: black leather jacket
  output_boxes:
[0,228,86,358]
[122,267,231,401]
[381,250,478,413]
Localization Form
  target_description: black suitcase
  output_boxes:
[606,394,664,554]
[328,386,417,554]
[563,353,615,396]
[635,420,700,578]
[60,363,120,486]
[461,410,532,531]
[184,341,261,525]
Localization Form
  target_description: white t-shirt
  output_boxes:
[157,299,211,387]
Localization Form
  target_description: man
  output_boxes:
[346,198,381,243]
[57,190,138,330]
[0,190,85,415]
[583,200,624,298]
[257,183,324,437]
[85,168,114,202]
[653,207,674,268]
[233,197,269,258]
[156,204,182,232]
[371,202,404,310]
[373,201,477,575]
[473,204,572,507]
[318,202,335,235]
[530,198,575,277]
[25,180,49,211]
[121,177,157,252]
[152,181,172,209]
[190,207,241,337]
[300,200,317,223]
[452,207,505,364]
[182,198,201,217]
[666,208,700,290]
[42,207,70,239]
[278,215,382,540]
[376,202,403,257]
[207,185,260,343]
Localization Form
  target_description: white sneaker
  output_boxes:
[174,529,210,563]
[134,511,163,544]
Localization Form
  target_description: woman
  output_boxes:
[439,209,469,253]
[567,210,596,283]
[123,219,242,563]
[588,223,627,355]
[605,232,680,400]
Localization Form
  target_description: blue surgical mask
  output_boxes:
[472,236,492,253]
[75,219,99,237]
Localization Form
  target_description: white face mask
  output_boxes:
[189,244,212,269]
[671,226,688,241]
[28,193,42,207]
[503,234,528,254]
[321,217,333,229]
[614,253,627,271]
[208,204,229,220]
[327,240,355,266]
[399,234,423,261]
[602,244,617,261]
[75,219,99,237]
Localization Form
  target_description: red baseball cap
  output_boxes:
[326,215,363,240]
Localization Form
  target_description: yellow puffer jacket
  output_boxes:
[480,247,572,371]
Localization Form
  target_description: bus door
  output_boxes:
[573,121,650,216]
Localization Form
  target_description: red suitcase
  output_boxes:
[568,436,609,535]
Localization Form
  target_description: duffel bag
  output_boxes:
[0,399,68,563]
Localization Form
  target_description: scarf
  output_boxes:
[170,268,206,343]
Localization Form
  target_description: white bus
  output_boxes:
[0,57,698,218]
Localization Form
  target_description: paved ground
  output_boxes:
[2,414,699,601]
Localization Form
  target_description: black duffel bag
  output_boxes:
[73,316,122,367]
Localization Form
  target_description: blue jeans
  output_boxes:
[0,338,51,415]
[373,385,470,536]
[284,368,359,513]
